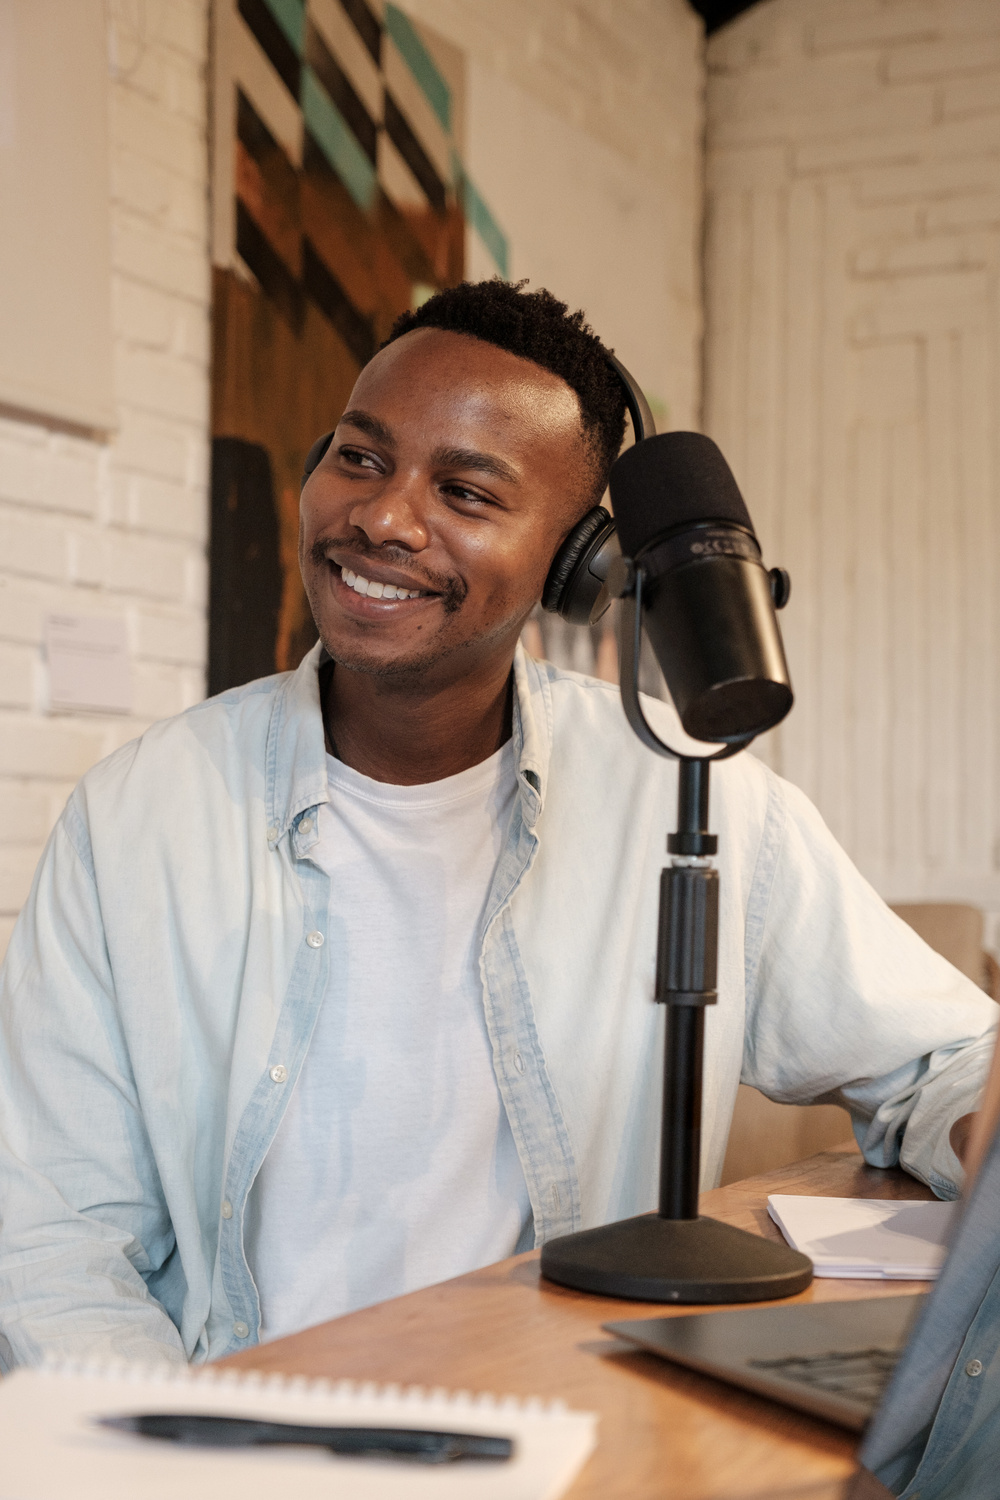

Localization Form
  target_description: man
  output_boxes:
[0,281,995,1369]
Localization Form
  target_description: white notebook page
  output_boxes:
[0,1362,597,1500]
[767,1195,957,1279]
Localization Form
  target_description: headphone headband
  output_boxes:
[606,354,654,446]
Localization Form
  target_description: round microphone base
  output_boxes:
[539,1213,813,1304]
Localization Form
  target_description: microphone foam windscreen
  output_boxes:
[609,432,755,558]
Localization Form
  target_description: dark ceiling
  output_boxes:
[689,1,764,34]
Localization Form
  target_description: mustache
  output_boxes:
[310,538,468,615]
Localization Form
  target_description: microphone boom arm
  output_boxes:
[616,564,751,764]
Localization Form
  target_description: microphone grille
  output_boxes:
[609,432,755,558]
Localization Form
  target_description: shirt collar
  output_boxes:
[264,639,553,847]
[510,644,551,828]
[265,640,329,847]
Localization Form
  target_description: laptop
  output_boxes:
[604,1108,1000,1436]
[605,1290,923,1430]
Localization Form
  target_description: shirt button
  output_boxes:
[306,930,324,948]
[266,825,278,841]
[513,1052,525,1074]
[220,1200,233,1220]
[269,1064,288,1083]
[299,816,314,833]
[966,1358,983,1378]
[233,1321,249,1339]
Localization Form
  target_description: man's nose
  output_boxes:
[349,472,429,551]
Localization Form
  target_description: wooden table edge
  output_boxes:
[222,1143,935,1499]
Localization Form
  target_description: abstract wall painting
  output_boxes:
[208,0,508,692]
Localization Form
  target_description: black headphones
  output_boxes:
[300,354,654,630]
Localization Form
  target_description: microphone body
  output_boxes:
[609,433,792,744]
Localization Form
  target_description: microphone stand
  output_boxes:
[539,572,813,1302]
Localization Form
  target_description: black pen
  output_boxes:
[96,1412,514,1464]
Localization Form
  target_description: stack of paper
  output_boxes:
[0,1362,597,1500]
[767,1194,957,1279]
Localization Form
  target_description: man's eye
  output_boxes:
[443,483,494,507]
[339,446,381,470]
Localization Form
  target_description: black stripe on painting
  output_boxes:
[209,439,284,695]
[236,200,305,334]
[338,0,381,66]
[305,20,378,164]
[383,92,446,215]
[236,87,279,164]
[691,1,763,34]
[302,237,375,365]
[238,0,301,100]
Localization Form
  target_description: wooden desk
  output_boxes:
[226,1145,932,1499]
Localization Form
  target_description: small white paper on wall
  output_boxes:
[45,615,132,715]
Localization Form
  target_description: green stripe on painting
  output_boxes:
[261,0,305,53]
[384,4,451,134]
[453,158,509,278]
[302,67,377,211]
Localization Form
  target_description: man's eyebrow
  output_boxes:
[339,409,395,447]
[431,446,520,484]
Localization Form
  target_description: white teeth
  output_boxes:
[340,566,422,600]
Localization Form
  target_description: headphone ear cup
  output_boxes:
[301,431,335,489]
[542,506,616,623]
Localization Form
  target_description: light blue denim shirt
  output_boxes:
[859,1121,1000,1497]
[0,644,995,1370]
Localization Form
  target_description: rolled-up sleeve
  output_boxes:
[0,792,186,1369]
[744,773,997,1199]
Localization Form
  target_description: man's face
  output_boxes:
[299,327,594,682]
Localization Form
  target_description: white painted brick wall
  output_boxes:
[0,0,210,957]
[704,0,1000,942]
[403,0,705,429]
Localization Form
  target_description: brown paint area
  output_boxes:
[210,88,465,690]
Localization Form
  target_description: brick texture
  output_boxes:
[704,0,1000,934]
[404,0,704,432]
[0,2,210,957]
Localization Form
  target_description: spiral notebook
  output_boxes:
[0,1361,597,1500]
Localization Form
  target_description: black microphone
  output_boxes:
[609,431,792,744]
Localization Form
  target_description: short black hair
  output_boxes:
[384,280,627,504]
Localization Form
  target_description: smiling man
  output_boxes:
[0,281,995,1369]
[300,317,604,783]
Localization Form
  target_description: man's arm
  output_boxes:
[950,1024,1000,1183]
[0,795,187,1368]
[743,771,997,1199]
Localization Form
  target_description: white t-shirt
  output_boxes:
[245,740,532,1342]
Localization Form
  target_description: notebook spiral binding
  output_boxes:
[37,1357,568,1417]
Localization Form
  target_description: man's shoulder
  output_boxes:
[75,670,293,810]
[524,652,773,807]
[528,655,623,718]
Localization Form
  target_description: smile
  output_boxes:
[340,567,427,601]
